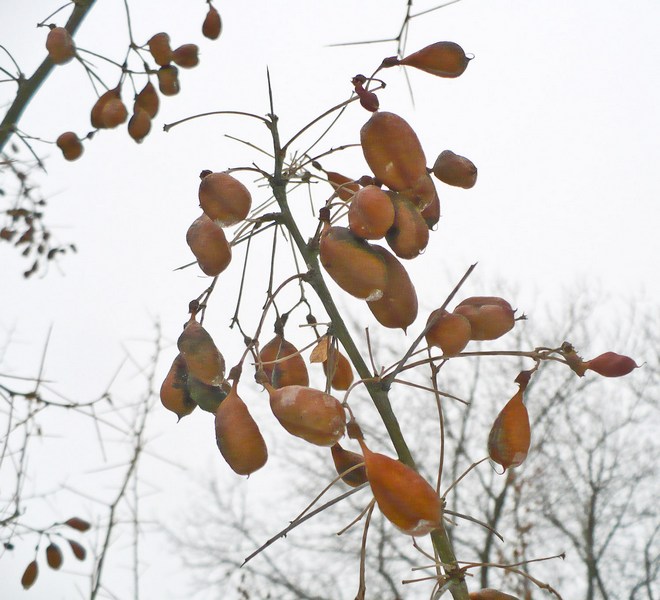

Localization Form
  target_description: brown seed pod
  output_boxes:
[128,108,151,143]
[160,353,196,420]
[46,26,76,65]
[367,245,418,331]
[319,225,388,301]
[215,381,268,475]
[488,383,531,471]
[425,309,472,356]
[147,32,172,66]
[90,87,128,129]
[266,384,346,446]
[348,185,395,240]
[585,352,639,377]
[360,111,428,198]
[432,150,478,189]
[421,187,441,229]
[323,347,354,391]
[454,296,515,341]
[202,5,222,40]
[64,517,91,531]
[157,65,180,96]
[172,44,199,68]
[177,318,225,386]
[46,543,63,570]
[331,442,367,487]
[67,539,86,561]
[186,213,232,276]
[198,171,252,226]
[469,590,520,600]
[385,193,429,259]
[56,132,83,161]
[358,438,443,536]
[398,41,471,78]
[21,560,38,590]
[187,375,230,413]
[258,334,309,389]
[326,171,360,201]
[134,81,159,118]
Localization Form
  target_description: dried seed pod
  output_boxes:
[266,384,345,446]
[432,150,478,189]
[198,171,252,226]
[488,380,531,471]
[367,245,418,331]
[64,517,91,531]
[398,41,471,78]
[172,43,199,68]
[215,381,268,475]
[56,132,83,161]
[421,188,441,229]
[21,560,38,589]
[352,76,379,112]
[469,589,520,600]
[258,334,309,389]
[160,353,196,420]
[360,111,429,199]
[454,296,515,341]
[323,347,354,391]
[134,81,159,118]
[202,5,222,40]
[186,213,232,276]
[585,352,639,377]
[385,193,429,259]
[90,87,128,129]
[331,442,367,487]
[46,26,75,64]
[425,309,471,356]
[177,318,225,386]
[148,32,172,66]
[68,539,86,561]
[319,225,388,301]
[128,108,151,143]
[348,185,395,240]
[358,438,443,536]
[157,65,180,96]
[187,375,230,413]
[326,171,360,201]
[46,543,63,570]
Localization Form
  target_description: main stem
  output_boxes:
[266,114,469,600]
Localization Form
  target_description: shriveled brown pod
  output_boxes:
[215,381,268,475]
[331,442,367,487]
[187,376,230,413]
[186,213,232,276]
[157,65,180,96]
[90,87,127,129]
[425,309,471,356]
[134,81,159,118]
[46,26,76,64]
[177,317,225,386]
[56,132,83,161]
[198,171,252,226]
[202,5,222,40]
[348,185,395,240]
[398,41,471,78]
[367,245,418,331]
[385,193,429,259]
[326,171,360,201]
[258,334,309,388]
[128,108,151,143]
[319,225,388,301]
[147,32,172,66]
[432,150,478,189]
[454,296,515,341]
[160,353,196,420]
[172,44,199,68]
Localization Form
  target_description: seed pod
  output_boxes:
[425,309,471,356]
[348,185,395,240]
[90,87,128,129]
[331,443,367,487]
[266,384,345,446]
[385,193,429,259]
[398,41,471,78]
[432,150,478,189]
[128,108,151,143]
[326,171,360,201]
[488,385,530,471]
[215,381,268,475]
[360,111,428,198]
[421,188,441,229]
[319,225,388,301]
[259,334,309,388]
[352,77,380,112]
[46,543,63,570]
[367,245,418,331]
[46,26,76,65]
[64,517,90,531]
[454,296,515,341]
[173,44,199,68]
[202,5,222,40]
[198,171,252,226]
[148,32,172,66]
[358,438,442,536]
[177,318,225,386]
[469,589,520,600]
[56,132,83,161]
[21,560,38,589]
[585,352,639,377]
[160,353,196,420]
[134,81,159,118]
[157,65,180,96]
[187,375,230,413]
[186,213,232,276]
[323,347,354,391]
[68,540,86,561]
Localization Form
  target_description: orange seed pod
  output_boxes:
[177,318,225,386]
[202,5,222,40]
[134,81,159,118]
[425,309,472,356]
[385,193,430,259]
[348,185,395,240]
[46,26,76,65]
[454,296,515,341]
[323,347,354,391]
[331,442,367,487]
[585,352,639,377]
[157,65,180,96]
[160,353,196,420]
[172,44,199,68]
[198,171,252,226]
[398,41,471,78]
[56,132,83,161]
[128,108,151,143]
[258,334,309,388]
[186,213,232,277]
[488,379,531,471]
[147,32,172,66]
[326,171,360,201]
[433,150,478,189]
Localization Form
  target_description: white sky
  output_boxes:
[1,1,659,598]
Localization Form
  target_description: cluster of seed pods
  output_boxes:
[50,3,222,160]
